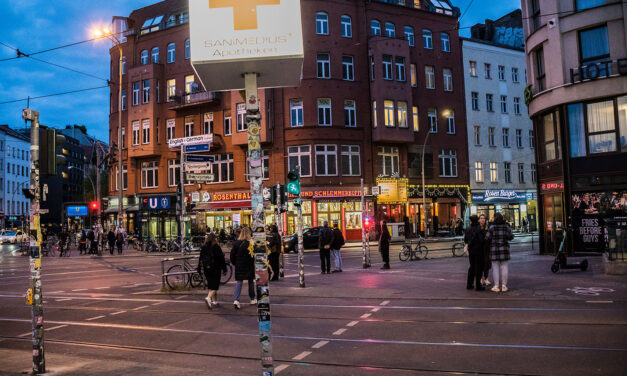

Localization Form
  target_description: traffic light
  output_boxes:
[287,169,300,195]
[363,216,372,230]
[41,128,66,176]
[90,201,100,211]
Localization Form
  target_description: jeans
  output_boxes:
[332,249,342,271]
[234,279,255,302]
[491,261,509,287]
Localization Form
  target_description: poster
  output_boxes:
[571,191,627,253]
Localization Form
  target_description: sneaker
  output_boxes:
[491,286,500,293]
[233,300,240,309]
[204,297,212,310]
[484,279,492,286]
[211,300,219,307]
[331,270,340,273]
[501,285,508,292]
[250,299,257,305]
[321,271,326,274]
[480,278,486,286]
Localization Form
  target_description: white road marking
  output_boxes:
[46,325,68,331]
[85,315,105,321]
[95,287,109,290]
[371,307,381,312]
[55,298,72,302]
[48,291,65,294]
[133,305,150,311]
[17,331,32,338]
[380,300,390,306]
[312,340,329,349]
[360,313,372,319]
[174,295,188,300]
[586,300,613,304]
[72,289,87,292]
[333,328,347,335]
[292,351,311,360]
[151,301,167,306]
[110,311,126,316]
[274,364,290,373]
[346,321,359,327]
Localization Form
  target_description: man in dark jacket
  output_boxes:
[107,228,116,255]
[318,221,334,274]
[330,221,344,273]
[87,228,96,255]
[464,215,485,291]
[379,221,391,269]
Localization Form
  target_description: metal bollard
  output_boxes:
[161,259,165,289]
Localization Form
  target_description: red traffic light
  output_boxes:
[90,201,99,210]
[363,216,371,229]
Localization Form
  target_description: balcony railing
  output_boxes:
[169,91,216,109]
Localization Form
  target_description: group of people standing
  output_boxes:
[318,221,345,274]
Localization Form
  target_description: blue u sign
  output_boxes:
[142,196,171,210]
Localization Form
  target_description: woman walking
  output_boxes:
[230,227,256,309]
[479,214,491,287]
[485,212,514,292]
[464,215,485,291]
[379,221,391,269]
[199,233,227,309]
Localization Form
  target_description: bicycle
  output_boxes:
[399,236,429,261]
[452,241,465,257]
[166,256,234,290]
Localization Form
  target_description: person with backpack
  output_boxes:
[318,221,334,274]
[485,212,514,292]
[267,225,281,281]
[464,215,485,291]
[331,221,344,273]
[199,233,227,309]
[230,227,256,309]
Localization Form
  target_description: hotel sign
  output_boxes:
[570,58,627,84]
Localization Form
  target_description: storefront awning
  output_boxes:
[194,201,251,211]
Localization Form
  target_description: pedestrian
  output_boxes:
[230,226,256,309]
[115,229,124,255]
[522,217,528,233]
[464,215,485,291]
[379,221,391,269]
[456,218,464,236]
[331,221,344,273]
[267,225,281,281]
[79,230,87,255]
[107,228,116,255]
[485,212,514,292]
[59,228,69,257]
[479,214,492,287]
[199,233,227,309]
[318,221,334,274]
[219,228,226,245]
[87,227,96,254]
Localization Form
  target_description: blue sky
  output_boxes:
[0,0,521,143]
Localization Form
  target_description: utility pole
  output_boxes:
[276,183,284,278]
[296,165,305,288]
[23,108,45,374]
[95,145,101,227]
[179,145,186,250]
[361,178,371,268]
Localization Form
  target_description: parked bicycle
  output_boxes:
[165,257,234,289]
[451,241,466,257]
[399,236,429,261]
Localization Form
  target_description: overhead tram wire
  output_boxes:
[0,85,110,105]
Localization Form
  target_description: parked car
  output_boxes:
[1,230,29,244]
[283,227,322,253]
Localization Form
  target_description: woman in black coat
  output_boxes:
[199,233,226,309]
[230,227,256,309]
[464,215,485,291]
[379,221,391,269]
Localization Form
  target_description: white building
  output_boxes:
[0,125,31,228]
[462,39,537,230]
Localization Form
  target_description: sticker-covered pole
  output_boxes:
[276,183,284,278]
[297,164,305,288]
[179,144,186,251]
[244,72,273,374]
[361,178,370,268]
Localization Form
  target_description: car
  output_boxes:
[1,230,29,244]
[283,227,322,253]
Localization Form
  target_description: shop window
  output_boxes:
[315,144,337,176]
[341,145,361,176]
[317,202,342,229]
[377,146,399,177]
[344,202,363,230]
[288,145,311,177]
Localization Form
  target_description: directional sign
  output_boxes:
[185,162,212,169]
[185,143,210,153]
[186,155,214,163]
[186,173,214,182]
[168,134,213,148]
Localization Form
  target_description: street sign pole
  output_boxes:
[361,178,371,268]
[276,183,284,278]
[297,165,305,288]
[179,145,185,253]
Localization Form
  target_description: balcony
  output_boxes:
[371,0,459,16]
[169,91,219,110]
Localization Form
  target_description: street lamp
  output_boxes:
[93,27,124,230]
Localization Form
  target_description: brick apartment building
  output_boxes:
[107,0,468,240]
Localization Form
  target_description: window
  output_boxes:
[372,101,377,128]
[341,145,360,176]
[518,163,525,183]
[316,12,328,35]
[382,55,393,80]
[132,121,140,145]
[425,66,435,89]
[122,56,126,74]
[504,162,512,183]
[490,162,498,183]
[529,129,535,148]
[395,57,406,81]
[203,113,213,134]
[141,161,158,189]
[413,106,419,132]
[166,79,175,101]
[618,96,627,152]
[377,146,399,176]
[384,100,395,127]
[516,129,523,148]
[344,100,357,128]
[422,29,433,49]
[184,116,194,137]
[121,90,126,111]
[486,94,493,112]
[488,127,495,146]
[185,75,195,95]
[151,47,159,63]
[370,56,375,80]
[121,127,126,148]
[341,15,352,37]
[535,47,546,91]
[531,164,537,183]
[473,126,481,145]
[142,119,150,144]
[317,98,332,126]
[498,65,505,81]
[140,50,148,65]
[542,112,560,161]
[211,153,234,183]
[471,92,479,111]
[439,150,457,177]
[315,145,337,176]
[185,39,190,59]
[342,55,354,81]
[587,100,617,154]
[404,26,415,46]
[288,145,311,177]
[385,22,395,38]
[469,61,477,77]
[397,101,408,128]
[290,99,304,127]
[142,80,150,103]
[530,0,541,31]
[167,43,176,63]
[156,80,160,103]
[317,53,330,78]
[166,119,175,141]
[441,32,450,52]
[168,159,181,187]
[579,25,609,65]
[475,161,484,182]
[503,128,510,147]
[443,68,453,91]
[446,111,455,134]
[428,108,437,133]
[484,63,491,79]
[371,20,381,36]
[224,112,232,136]
[576,0,605,10]
[132,82,140,106]
[410,64,417,87]
[512,67,519,83]
[236,103,247,132]
[500,95,508,113]
[514,97,521,115]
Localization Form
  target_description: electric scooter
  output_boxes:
[551,226,588,273]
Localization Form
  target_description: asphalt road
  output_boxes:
[0,237,626,375]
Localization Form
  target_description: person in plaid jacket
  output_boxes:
[485,212,514,292]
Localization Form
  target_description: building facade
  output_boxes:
[521,0,627,254]
[108,0,468,240]
[0,125,31,228]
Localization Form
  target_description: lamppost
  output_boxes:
[93,27,123,230]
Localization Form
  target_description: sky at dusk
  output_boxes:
[0,0,521,143]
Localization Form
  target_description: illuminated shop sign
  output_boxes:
[541,182,565,191]
[472,190,527,202]
[212,192,251,202]
[141,196,173,210]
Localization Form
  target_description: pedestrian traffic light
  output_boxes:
[90,201,99,211]
[363,216,372,230]
[287,169,300,195]
[41,128,66,176]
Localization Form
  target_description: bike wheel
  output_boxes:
[452,243,465,257]
[399,246,411,261]
[220,264,233,285]
[420,246,429,259]
[166,265,188,289]
[189,271,204,288]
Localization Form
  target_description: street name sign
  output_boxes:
[187,173,214,182]
[185,143,210,153]
[168,134,213,148]
[186,155,215,163]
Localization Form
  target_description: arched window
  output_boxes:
[167,43,175,63]
[370,20,381,36]
[316,12,329,35]
[340,15,352,38]
[140,50,148,65]
[151,47,159,63]
[441,32,450,52]
[385,22,395,38]
[404,26,415,46]
[422,29,433,49]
